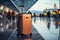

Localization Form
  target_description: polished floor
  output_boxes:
[0,26,44,40]
[32,17,59,40]
[0,17,44,40]
[0,17,60,40]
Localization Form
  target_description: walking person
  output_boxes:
[47,11,51,30]
[7,11,11,23]
[47,11,51,20]
[34,13,36,23]
[12,11,16,22]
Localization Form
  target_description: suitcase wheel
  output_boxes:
[17,34,19,38]
[17,34,24,38]
[30,33,32,37]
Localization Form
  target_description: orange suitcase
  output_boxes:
[17,13,32,37]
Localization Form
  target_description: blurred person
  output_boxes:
[55,11,59,29]
[0,11,3,19]
[39,14,41,21]
[6,11,11,29]
[59,14,60,18]
[55,11,58,19]
[7,11,11,23]
[34,13,36,23]
[58,9,60,19]
[53,11,58,20]
[47,11,51,30]
[12,11,16,22]
[47,20,51,30]
[55,20,58,29]
[47,11,50,19]
[51,11,58,29]
[39,14,43,21]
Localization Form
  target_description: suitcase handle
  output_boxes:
[26,17,28,19]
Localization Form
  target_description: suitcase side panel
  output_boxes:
[22,14,32,35]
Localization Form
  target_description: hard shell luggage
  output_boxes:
[17,13,32,37]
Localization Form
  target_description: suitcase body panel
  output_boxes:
[18,14,32,35]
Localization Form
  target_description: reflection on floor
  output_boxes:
[0,17,60,40]
[32,17,59,40]
[0,26,44,40]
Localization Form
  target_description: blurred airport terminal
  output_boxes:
[0,0,60,40]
